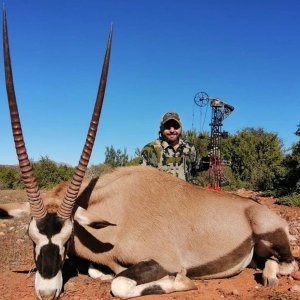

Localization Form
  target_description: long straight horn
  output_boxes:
[57,27,113,219]
[3,8,46,219]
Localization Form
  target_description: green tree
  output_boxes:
[222,128,285,191]
[57,164,75,181]
[86,163,113,179]
[276,124,300,196]
[104,146,129,167]
[182,129,209,159]
[32,156,74,188]
[127,148,142,166]
[0,166,22,189]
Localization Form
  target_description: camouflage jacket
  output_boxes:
[140,138,201,182]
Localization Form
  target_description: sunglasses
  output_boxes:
[163,121,181,130]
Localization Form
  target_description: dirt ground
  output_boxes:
[0,189,300,300]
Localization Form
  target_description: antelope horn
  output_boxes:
[3,8,46,219]
[57,26,113,219]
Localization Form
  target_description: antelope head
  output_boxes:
[3,8,112,300]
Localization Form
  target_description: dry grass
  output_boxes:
[0,189,33,272]
[0,189,27,204]
[0,190,299,299]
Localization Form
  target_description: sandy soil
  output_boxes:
[0,189,299,300]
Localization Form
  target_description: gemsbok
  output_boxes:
[1,7,298,300]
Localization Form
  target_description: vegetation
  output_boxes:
[275,194,300,207]
[32,156,74,188]
[222,128,285,191]
[274,124,300,206]
[85,163,113,179]
[1,125,299,207]
[0,166,22,189]
[0,156,74,190]
[104,146,129,167]
[182,126,299,206]
[182,129,209,159]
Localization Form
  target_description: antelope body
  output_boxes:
[43,166,297,282]
[1,8,298,300]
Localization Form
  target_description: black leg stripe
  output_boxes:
[116,260,169,285]
[141,285,165,296]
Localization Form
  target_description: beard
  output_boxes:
[164,133,180,145]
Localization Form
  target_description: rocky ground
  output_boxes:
[0,189,299,300]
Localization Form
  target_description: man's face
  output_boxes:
[162,120,182,144]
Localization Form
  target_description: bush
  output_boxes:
[126,157,141,166]
[85,163,113,179]
[32,156,74,188]
[275,194,300,207]
[0,167,22,189]
[104,146,129,167]
[193,166,245,190]
[222,128,285,191]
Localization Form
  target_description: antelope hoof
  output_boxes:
[262,259,279,287]
[262,275,278,288]
[174,272,197,291]
[88,264,114,280]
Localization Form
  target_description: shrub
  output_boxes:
[275,194,300,207]
[85,163,113,179]
[32,156,74,188]
[0,167,22,189]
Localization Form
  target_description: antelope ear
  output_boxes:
[74,206,116,229]
[0,202,30,219]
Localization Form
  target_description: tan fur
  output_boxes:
[63,166,292,277]
[1,165,296,282]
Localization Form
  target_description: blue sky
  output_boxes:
[1,0,299,166]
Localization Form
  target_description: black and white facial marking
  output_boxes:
[28,213,73,300]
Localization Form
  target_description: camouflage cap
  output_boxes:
[161,112,182,126]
